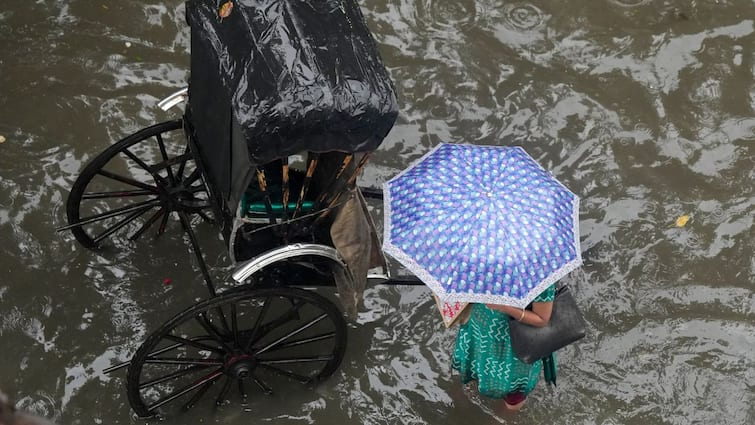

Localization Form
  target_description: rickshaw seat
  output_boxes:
[240,161,317,219]
[245,200,314,215]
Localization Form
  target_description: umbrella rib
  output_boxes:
[452,146,506,197]
[404,152,477,196]
[450,221,489,297]
[456,151,491,189]
[387,205,464,247]
[490,185,569,230]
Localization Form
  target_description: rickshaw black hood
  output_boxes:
[186,0,399,169]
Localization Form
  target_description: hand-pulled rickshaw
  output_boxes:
[58,0,417,418]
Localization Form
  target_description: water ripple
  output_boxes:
[487,1,552,52]
[423,0,478,32]
[608,0,650,8]
[501,2,545,31]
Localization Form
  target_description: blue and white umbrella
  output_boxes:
[383,143,582,308]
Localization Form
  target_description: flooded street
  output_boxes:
[0,0,753,424]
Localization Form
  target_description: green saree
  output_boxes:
[451,284,556,398]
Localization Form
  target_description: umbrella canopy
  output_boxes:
[383,143,581,308]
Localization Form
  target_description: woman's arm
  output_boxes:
[485,302,554,327]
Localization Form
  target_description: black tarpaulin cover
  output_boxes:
[187,0,399,170]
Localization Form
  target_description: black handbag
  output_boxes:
[508,285,587,364]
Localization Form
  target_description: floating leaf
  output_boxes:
[675,214,690,227]
[0,135,5,144]
[219,1,234,19]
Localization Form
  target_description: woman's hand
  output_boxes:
[485,302,553,327]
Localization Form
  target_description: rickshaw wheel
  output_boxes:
[65,119,212,249]
[126,286,347,418]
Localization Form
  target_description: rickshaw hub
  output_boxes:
[224,353,257,379]
[163,186,209,213]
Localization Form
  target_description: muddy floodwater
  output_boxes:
[0,1,753,424]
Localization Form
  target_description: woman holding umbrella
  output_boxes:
[452,288,555,411]
[382,143,582,412]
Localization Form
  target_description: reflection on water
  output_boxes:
[0,0,753,424]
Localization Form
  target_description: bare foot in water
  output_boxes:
[502,392,526,412]
[503,399,526,412]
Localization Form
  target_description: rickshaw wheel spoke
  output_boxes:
[238,378,248,401]
[92,203,157,245]
[144,358,223,366]
[155,132,177,185]
[182,378,215,412]
[64,119,212,249]
[215,377,232,406]
[163,334,225,354]
[261,331,336,353]
[82,188,154,199]
[146,368,224,413]
[175,144,190,181]
[182,167,202,185]
[126,287,346,418]
[251,374,273,395]
[97,169,159,193]
[257,363,312,384]
[244,297,271,352]
[157,211,170,237]
[245,299,305,350]
[139,364,212,389]
[257,355,334,365]
[253,313,329,356]
[129,208,166,241]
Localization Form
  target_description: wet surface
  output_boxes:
[0,0,753,424]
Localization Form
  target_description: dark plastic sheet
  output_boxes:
[187,0,399,169]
